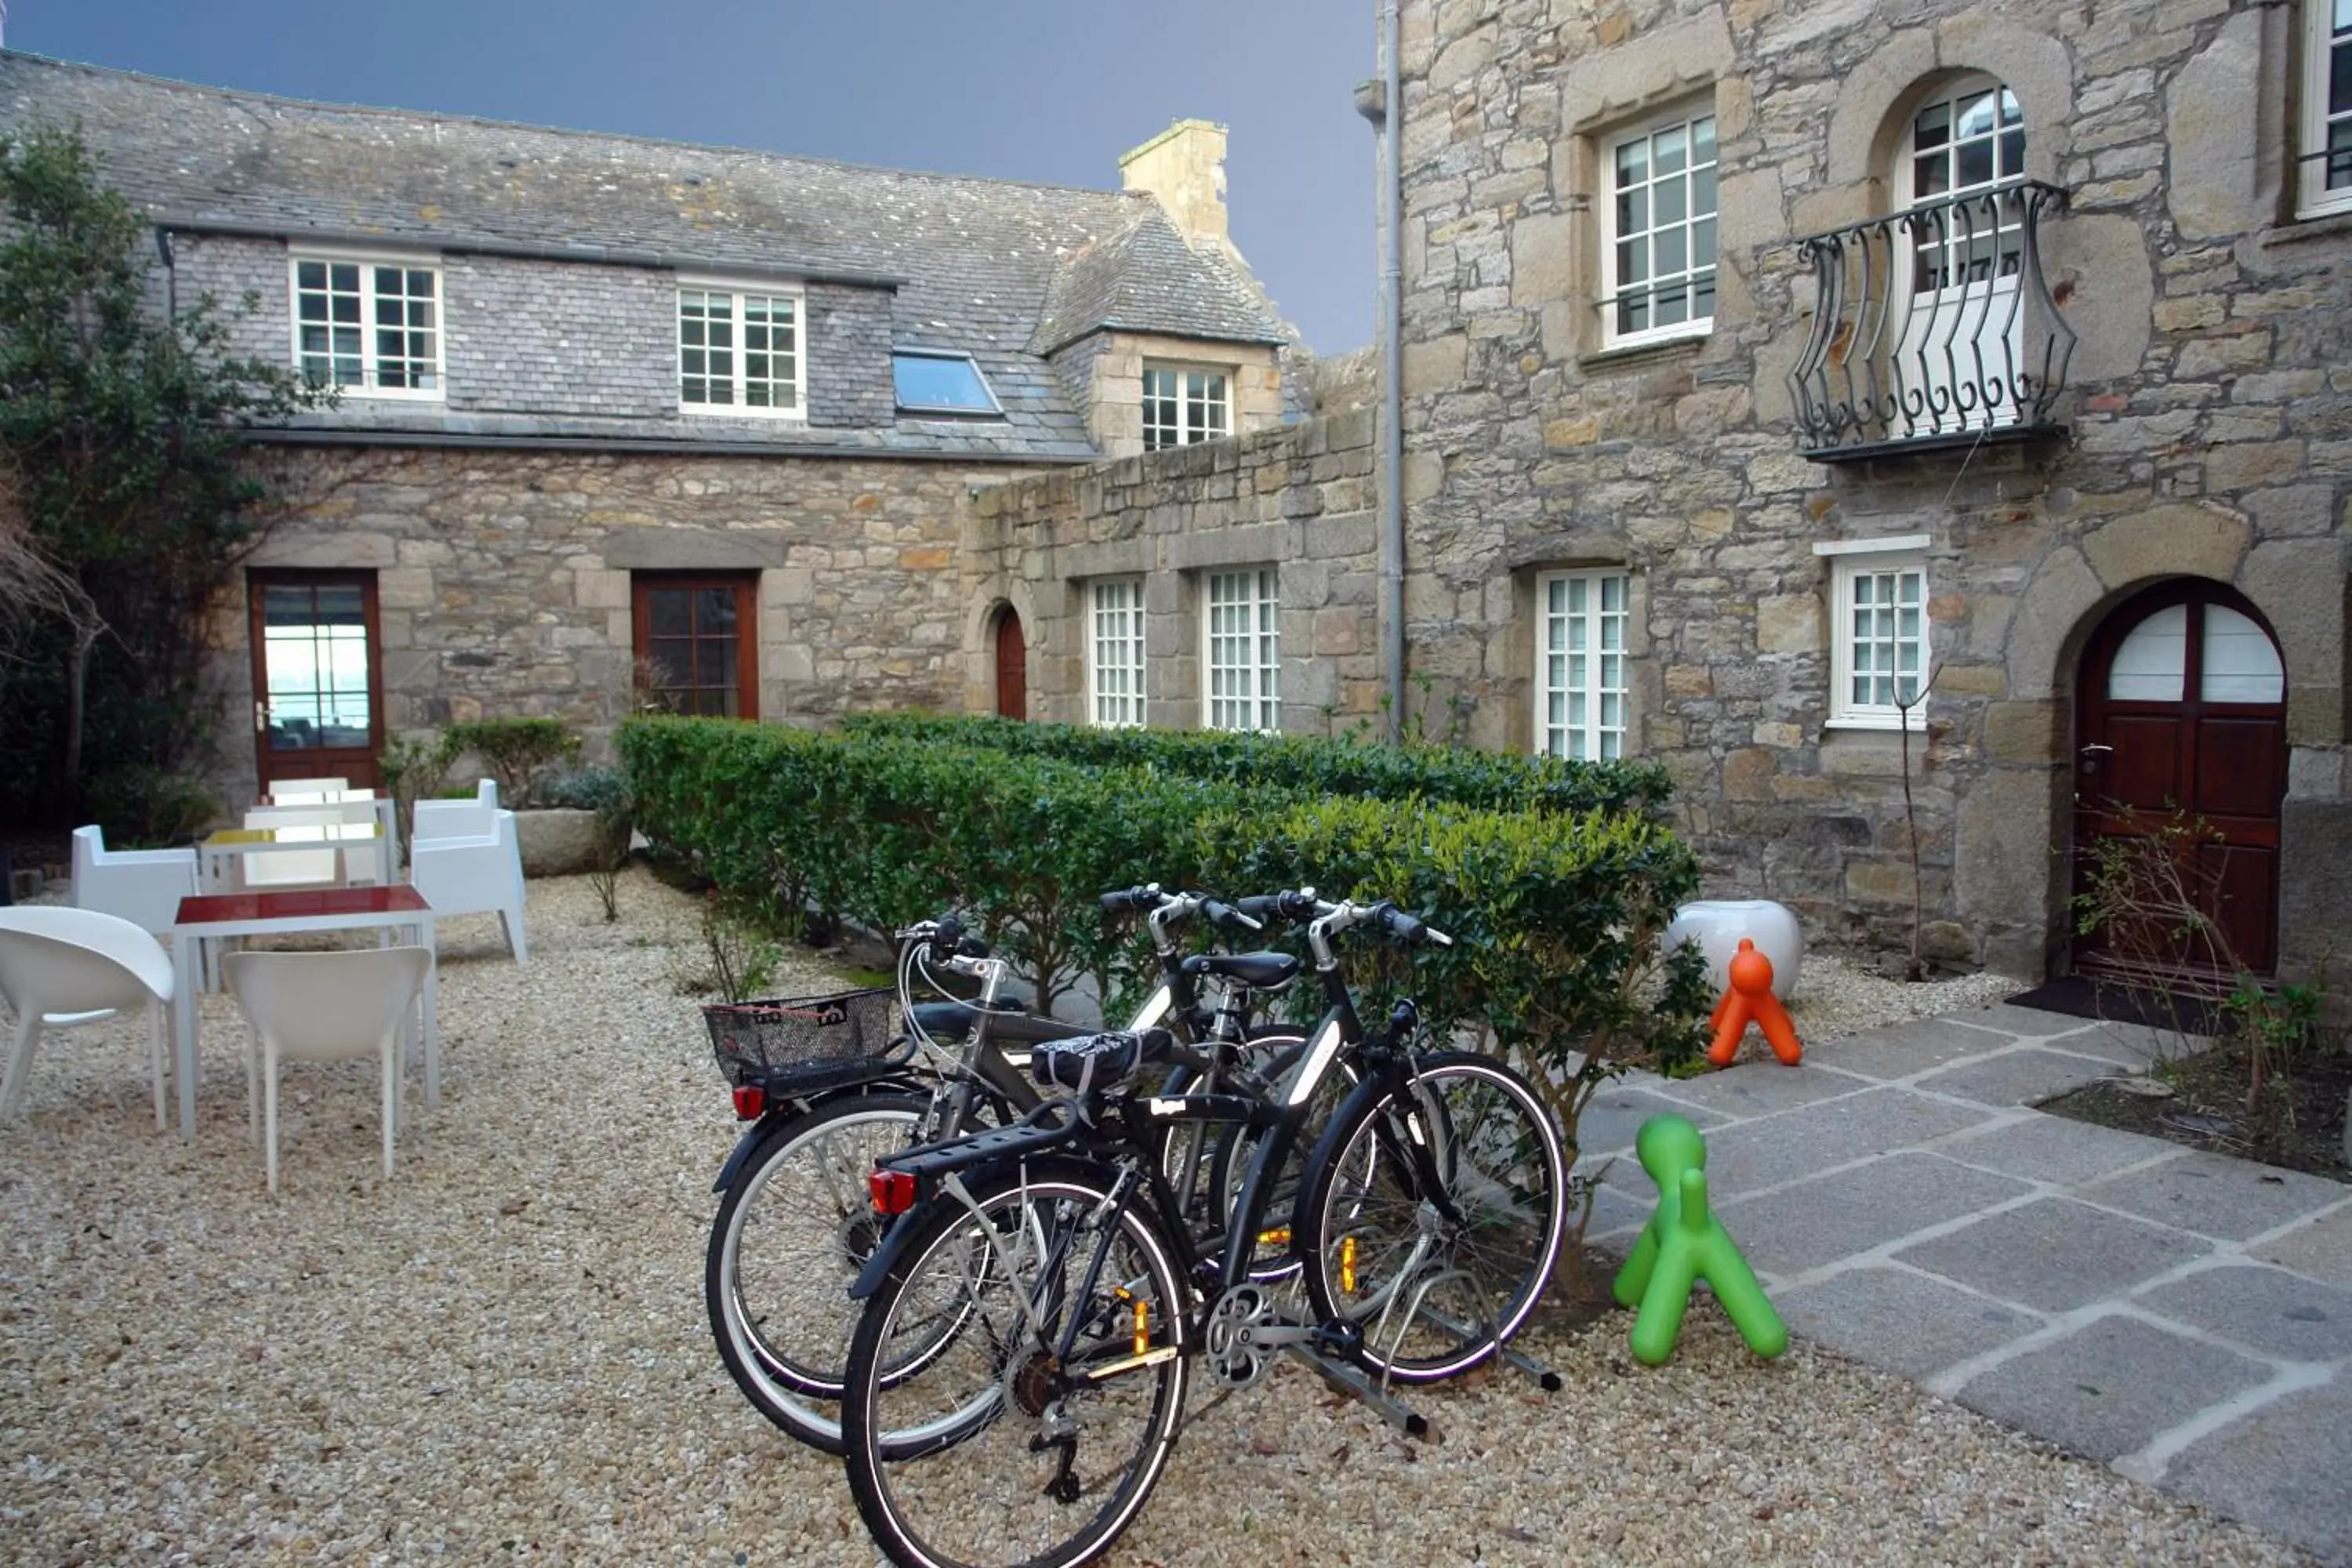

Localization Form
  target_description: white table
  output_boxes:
[168,886,438,1141]
[199,822,393,893]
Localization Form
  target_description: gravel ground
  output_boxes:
[0,872,2309,1566]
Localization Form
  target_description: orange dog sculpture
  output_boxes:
[1704,938,1802,1067]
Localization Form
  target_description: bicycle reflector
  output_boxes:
[869,1167,918,1216]
[731,1084,765,1120]
[1133,1299,1149,1356]
[1341,1235,1358,1294]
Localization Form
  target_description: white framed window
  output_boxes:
[1143,364,1230,451]
[1535,571,1631,760]
[1819,539,1930,729]
[1203,568,1279,732]
[678,282,804,416]
[290,253,442,397]
[1088,577,1148,728]
[1602,108,1717,347]
[2302,0,2352,217]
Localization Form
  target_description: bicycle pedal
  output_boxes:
[1309,1318,1365,1359]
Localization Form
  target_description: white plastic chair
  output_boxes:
[267,776,350,798]
[408,806,528,964]
[71,825,198,936]
[223,946,430,1193]
[0,906,176,1130]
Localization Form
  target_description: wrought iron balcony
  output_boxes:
[1788,180,2076,460]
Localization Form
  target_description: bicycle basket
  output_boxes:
[702,987,898,1093]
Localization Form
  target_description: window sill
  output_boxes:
[678,406,809,423]
[2263,205,2352,252]
[1578,330,1710,373]
[1823,717,1927,735]
[318,386,445,403]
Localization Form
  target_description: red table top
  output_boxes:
[176,884,430,926]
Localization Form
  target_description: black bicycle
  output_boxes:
[838,895,1569,1568]
[703,888,1301,1454]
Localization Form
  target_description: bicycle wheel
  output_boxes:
[842,1159,1189,1568]
[1294,1051,1567,1385]
[706,1092,928,1454]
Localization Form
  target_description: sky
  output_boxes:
[6,0,1380,354]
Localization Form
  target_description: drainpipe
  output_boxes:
[1356,0,1406,743]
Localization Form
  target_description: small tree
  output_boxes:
[0,122,320,809]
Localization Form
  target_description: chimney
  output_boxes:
[1120,119,1230,249]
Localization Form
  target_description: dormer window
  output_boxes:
[291,253,442,397]
[678,281,803,416]
[1142,363,1229,451]
[893,350,1002,416]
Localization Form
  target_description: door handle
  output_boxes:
[254,699,269,735]
[2079,743,2113,757]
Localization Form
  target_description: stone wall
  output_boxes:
[1062,330,1287,459]
[217,445,1019,804]
[970,408,1380,730]
[1385,0,2350,978]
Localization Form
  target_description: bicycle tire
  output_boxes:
[842,1158,1189,1568]
[1294,1051,1568,1385]
[706,1092,930,1454]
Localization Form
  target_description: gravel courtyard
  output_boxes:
[0,872,2314,1566]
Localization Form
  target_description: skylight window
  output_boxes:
[893,350,1002,416]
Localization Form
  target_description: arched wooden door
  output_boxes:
[2072,581,2288,977]
[993,608,1027,720]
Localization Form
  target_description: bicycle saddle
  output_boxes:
[1179,951,1300,989]
[909,995,1033,1040]
[1029,1027,1176,1093]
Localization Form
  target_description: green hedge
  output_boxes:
[840,711,1672,817]
[619,717,1708,1123]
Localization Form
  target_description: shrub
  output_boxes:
[83,764,215,847]
[617,715,1711,1097]
[543,764,635,921]
[442,717,582,808]
[839,711,1672,817]
[379,731,459,858]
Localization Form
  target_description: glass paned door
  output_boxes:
[1898,80,2028,434]
[249,572,383,789]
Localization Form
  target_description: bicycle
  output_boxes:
[704,887,1302,1454]
[838,895,1569,1568]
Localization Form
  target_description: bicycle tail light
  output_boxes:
[869,1167,918,1216]
[731,1083,765,1120]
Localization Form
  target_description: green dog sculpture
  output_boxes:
[1612,1113,1789,1366]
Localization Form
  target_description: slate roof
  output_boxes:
[0,52,1288,459]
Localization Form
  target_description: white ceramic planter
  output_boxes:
[1664,899,1805,1001]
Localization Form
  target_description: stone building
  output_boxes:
[0,53,1289,800]
[1348,0,2351,987]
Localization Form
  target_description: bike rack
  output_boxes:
[1284,1347,1435,1441]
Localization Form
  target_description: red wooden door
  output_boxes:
[994,609,1027,720]
[2073,583,2287,977]
[249,572,385,791]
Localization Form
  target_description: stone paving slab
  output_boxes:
[1895,1197,2213,1312]
[1667,1087,1998,1199]
[1717,1151,2032,1279]
[2136,1264,2352,1363]
[1936,1114,2180,1188]
[2253,1207,2352,1290]
[2078,1151,2350,1243]
[1937,1001,2103,1038]
[1798,1017,2016,1082]
[1773,1263,2044,1381]
[1644,1062,1870,1118]
[1955,1312,2274,1464]
[1570,1083,1726,1159]
[2162,1379,2352,1566]
[1911,1046,2129,1109]
[2043,1020,2206,1073]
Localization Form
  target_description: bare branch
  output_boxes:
[0,462,107,665]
